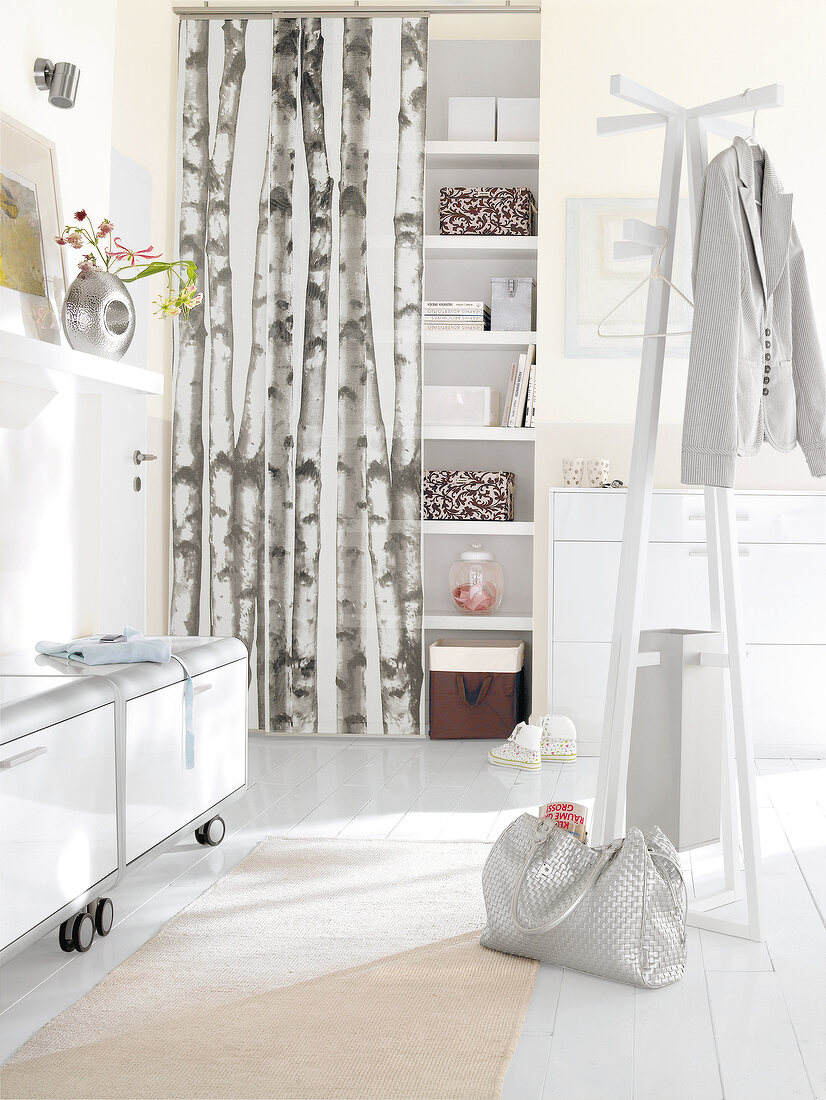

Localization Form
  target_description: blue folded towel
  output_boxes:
[35,627,171,665]
[35,628,196,770]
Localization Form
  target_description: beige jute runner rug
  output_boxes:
[2,836,537,1100]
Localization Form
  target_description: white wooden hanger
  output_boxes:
[742,88,761,146]
[596,225,694,340]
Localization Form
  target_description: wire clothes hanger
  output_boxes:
[596,224,694,340]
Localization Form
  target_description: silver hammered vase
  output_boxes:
[62,269,136,360]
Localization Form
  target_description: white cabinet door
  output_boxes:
[739,546,826,643]
[553,542,712,642]
[551,642,611,748]
[124,659,247,863]
[747,645,826,751]
[0,707,117,951]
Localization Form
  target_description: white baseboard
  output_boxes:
[577,741,825,760]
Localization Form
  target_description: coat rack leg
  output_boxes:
[715,486,763,939]
[592,113,686,847]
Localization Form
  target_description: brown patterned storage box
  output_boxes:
[439,187,537,236]
[429,639,525,740]
[423,470,515,521]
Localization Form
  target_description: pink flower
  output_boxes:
[68,232,84,249]
[55,235,66,246]
[73,209,87,222]
[97,219,114,237]
[77,258,95,277]
[106,236,162,266]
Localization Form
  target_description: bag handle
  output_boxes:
[455,673,493,708]
[510,826,622,936]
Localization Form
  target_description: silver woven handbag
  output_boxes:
[480,814,687,988]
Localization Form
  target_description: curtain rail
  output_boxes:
[173,4,540,15]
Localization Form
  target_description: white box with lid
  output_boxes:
[424,385,499,427]
[447,97,497,141]
[497,98,540,141]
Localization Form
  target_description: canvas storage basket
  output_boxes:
[429,640,525,740]
[439,187,537,236]
[423,470,515,521]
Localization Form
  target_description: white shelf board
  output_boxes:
[425,235,538,260]
[426,140,540,169]
[424,425,535,442]
[424,330,536,351]
[0,329,163,396]
[423,520,534,536]
[423,613,533,632]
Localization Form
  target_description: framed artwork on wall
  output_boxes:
[0,113,68,345]
[565,197,692,358]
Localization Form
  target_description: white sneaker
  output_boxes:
[537,714,577,762]
[488,722,542,771]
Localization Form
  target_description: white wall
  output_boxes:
[532,0,826,714]
[0,2,116,652]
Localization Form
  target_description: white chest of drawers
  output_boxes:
[548,489,826,757]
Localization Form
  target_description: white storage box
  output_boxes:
[424,386,499,427]
[497,98,540,141]
[0,676,118,957]
[491,276,536,331]
[429,638,525,673]
[448,97,496,141]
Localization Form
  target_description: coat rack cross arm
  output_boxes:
[687,83,784,119]
[597,113,668,137]
[609,74,685,117]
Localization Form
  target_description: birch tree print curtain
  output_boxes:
[171,17,428,736]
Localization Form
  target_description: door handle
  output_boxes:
[133,450,157,465]
[1,746,47,770]
[194,682,212,695]
[688,548,750,557]
[688,512,751,522]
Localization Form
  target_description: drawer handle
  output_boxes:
[1,746,47,770]
[194,682,212,695]
[688,512,751,522]
[688,548,750,557]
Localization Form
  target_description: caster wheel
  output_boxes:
[59,919,75,953]
[95,897,114,937]
[72,912,95,953]
[202,816,225,847]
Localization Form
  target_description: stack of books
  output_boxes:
[423,301,490,331]
[501,343,537,427]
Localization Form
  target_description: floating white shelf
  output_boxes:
[424,425,535,442]
[0,330,163,396]
[425,140,540,169]
[423,330,536,351]
[423,520,534,536]
[424,235,538,260]
[423,613,534,632]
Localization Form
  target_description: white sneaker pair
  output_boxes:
[488,715,577,771]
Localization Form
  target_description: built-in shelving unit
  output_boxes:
[425,235,538,260]
[422,36,541,729]
[424,613,534,632]
[425,140,539,169]
[0,330,163,396]
[423,425,535,442]
[423,330,536,351]
[423,520,534,536]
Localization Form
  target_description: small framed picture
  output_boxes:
[0,113,68,345]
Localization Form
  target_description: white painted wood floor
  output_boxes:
[2,736,825,1099]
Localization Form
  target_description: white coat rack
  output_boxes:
[590,76,784,941]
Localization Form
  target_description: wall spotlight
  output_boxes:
[34,58,80,109]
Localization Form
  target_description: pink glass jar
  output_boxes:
[449,544,504,615]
